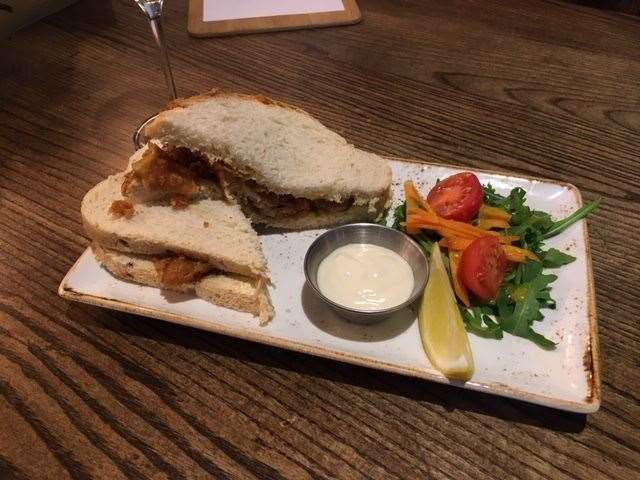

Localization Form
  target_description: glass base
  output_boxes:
[133,113,159,149]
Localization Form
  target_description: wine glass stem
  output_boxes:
[149,17,177,100]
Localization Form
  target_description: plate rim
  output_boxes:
[59,157,601,413]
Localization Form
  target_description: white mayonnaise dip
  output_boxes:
[317,243,414,311]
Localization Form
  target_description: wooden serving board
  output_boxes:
[188,0,361,37]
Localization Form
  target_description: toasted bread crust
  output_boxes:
[145,89,392,211]
[94,244,273,323]
[81,171,268,279]
[166,88,307,115]
[93,243,192,292]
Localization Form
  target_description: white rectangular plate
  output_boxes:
[60,159,600,413]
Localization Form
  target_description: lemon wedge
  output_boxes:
[419,243,475,380]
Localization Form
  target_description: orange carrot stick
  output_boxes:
[500,235,521,244]
[408,212,496,239]
[449,250,471,307]
[439,237,472,251]
[503,245,540,262]
[441,236,537,265]
[476,218,510,230]
[404,180,427,215]
[408,212,522,245]
[479,204,511,222]
[403,181,431,234]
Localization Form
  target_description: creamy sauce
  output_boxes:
[317,243,414,311]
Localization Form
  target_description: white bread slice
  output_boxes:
[94,244,273,324]
[145,89,392,209]
[81,172,268,279]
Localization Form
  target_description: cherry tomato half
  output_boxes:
[458,236,507,301]
[426,172,483,221]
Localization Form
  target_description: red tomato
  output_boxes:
[426,172,483,221]
[458,236,507,301]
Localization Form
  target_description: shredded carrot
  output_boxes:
[449,250,471,307]
[500,235,520,244]
[407,211,510,242]
[405,224,421,235]
[476,218,510,230]
[404,181,428,234]
[442,237,537,263]
[439,237,471,251]
[503,245,540,263]
[404,181,427,215]
[479,204,511,222]
[504,248,526,263]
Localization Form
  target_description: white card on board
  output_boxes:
[203,0,345,22]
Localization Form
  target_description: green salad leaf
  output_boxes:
[460,306,503,339]
[391,202,406,230]
[484,185,553,256]
[374,208,390,226]
[541,248,575,268]
[542,197,601,239]
[415,233,434,255]
[496,261,557,349]
[484,184,600,257]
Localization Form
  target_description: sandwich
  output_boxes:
[81,89,392,322]
[81,165,273,323]
[129,89,392,229]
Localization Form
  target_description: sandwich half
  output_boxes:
[81,169,273,323]
[137,89,392,229]
[93,245,273,324]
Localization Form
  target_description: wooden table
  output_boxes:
[1,1,639,478]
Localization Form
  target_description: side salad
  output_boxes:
[391,172,599,350]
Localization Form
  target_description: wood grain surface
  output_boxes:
[1,0,639,478]
[188,0,361,37]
